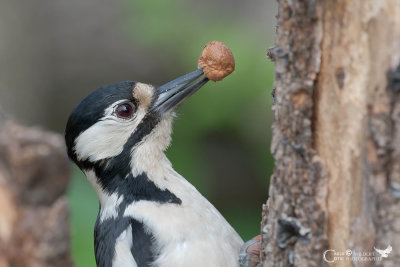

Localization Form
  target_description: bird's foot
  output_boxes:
[239,235,261,267]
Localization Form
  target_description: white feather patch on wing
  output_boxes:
[113,225,137,267]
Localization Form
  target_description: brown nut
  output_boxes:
[198,41,235,82]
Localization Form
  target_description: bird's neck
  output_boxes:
[128,116,174,186]
[130,142,172,182]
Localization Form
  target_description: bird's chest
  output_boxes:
[123,200,243,267]
[94,200,242,267]
[91,170,242,267]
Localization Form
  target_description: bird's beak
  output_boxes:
[151,69,209,114]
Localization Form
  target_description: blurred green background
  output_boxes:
[0,0,276,266]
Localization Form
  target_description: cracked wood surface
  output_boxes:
[262,1,400,266]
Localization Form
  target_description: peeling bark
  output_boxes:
[0,117,72,267]
[262,1,400,266]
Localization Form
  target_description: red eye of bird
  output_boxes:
[115,102,135,118]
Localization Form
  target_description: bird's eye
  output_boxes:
[115,102,135,119]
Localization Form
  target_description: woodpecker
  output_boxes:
[65,69,245,267]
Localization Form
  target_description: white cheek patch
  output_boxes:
[74,105,147,162]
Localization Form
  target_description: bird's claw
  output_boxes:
[239,236,261,267]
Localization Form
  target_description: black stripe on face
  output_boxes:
[94,112,161,191]
[65,81,137,164]
[68,103,162,187]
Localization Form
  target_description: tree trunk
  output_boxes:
[0,114,72,267]
[261,1,400,266]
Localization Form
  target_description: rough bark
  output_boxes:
[262,1,400,266]
[0,115,72,267]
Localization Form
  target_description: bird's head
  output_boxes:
[65,69,208,192]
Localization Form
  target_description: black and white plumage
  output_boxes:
[65,69,243,267]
